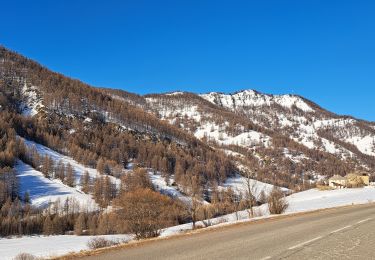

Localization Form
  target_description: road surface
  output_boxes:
[81,204,375,260]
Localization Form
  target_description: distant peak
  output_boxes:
[200,89,314,112]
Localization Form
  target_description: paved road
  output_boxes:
[82,204,375,260]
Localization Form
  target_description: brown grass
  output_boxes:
[316,185,334,191]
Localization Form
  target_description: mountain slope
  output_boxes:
[0,46,236,211]
[1,45,374,201]
[105,89,375,190]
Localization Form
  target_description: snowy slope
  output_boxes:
[200,90,375,163]
[21,138,120,187]
[16,161,97,209]
[195,122,271,148]
[20,82,44,117]
[219,174,289,198]
[149,172,193,205]
[149,171,209,206]
[200,90,314,112]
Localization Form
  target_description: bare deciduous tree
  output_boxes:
[267,187,288,214]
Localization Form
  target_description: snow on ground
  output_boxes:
[162,187,375,237]
[145,97,202,122]
[200,90,314,112]
[347,135,375,156]
[2,187,375,259]
[21,137,120,187]
[291,125,353,158]
[165,91,184,96]
[20,82,44,117]
[282,148,308,163]
[218,174,289,198]
[0,234,132,260]
[16,160,97,209]
[313,118,355,129]
[284,187,375,213]
[195,121,271,148]
[148,172,195,205]
[221,149,245,159]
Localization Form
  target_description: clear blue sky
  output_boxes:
[1,0,374,121]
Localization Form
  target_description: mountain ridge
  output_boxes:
[1,45,374,194]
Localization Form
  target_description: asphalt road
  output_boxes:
[81,204,375,260]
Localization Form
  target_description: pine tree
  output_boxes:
[23,191,30,204]
[42,155,51,178]
[43,215,54,235]
[96,158,105,174]
[65,163,75,187]
[56,160,65,181]
[80,170,90,193]
[74,213,86,235]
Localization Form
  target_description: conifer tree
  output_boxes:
[65,163,75,187]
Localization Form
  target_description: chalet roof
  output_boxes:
[345,173,359,178]
[329,175,346,181]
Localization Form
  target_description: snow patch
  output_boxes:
[21,138,120,187]
[20,82,44,116]
[16,160,97,210]
[195,122,271,148]
[148,172,195,206]
[218,174,289,198]
[0,234,132,260]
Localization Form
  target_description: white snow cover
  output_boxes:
[146,97,202,123]
[195,121,271,148]
[165,91,184,96]
[16,160,97,209]
[201,91,375,161]
[284,187,375,213]
[21,138,120,186]
[148,172,196,206]
[218,174,289,198]
[16,137,121,210]
[282,148,308,163]
[200,90,314,112]
[0,234,132,260]
[347,135,375,156]
[290,123,353,158]
[21,82,44,117]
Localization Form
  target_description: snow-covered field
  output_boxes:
[16,160,97,209]
[284,187,375,213]
[0,234,132,260]
[2,187,375,259]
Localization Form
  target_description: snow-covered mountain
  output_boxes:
[200,90,375,159]
[201,90,314,112]
[1,45,374,200]
[133,90,375,189]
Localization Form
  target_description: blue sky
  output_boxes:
[1,0,374,121]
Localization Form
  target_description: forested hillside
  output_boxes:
[1,45,374,238]
[0,46,237,237]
